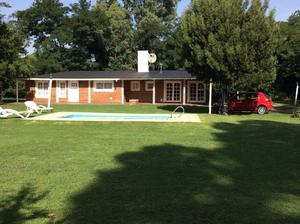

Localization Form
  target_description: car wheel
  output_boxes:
[257,105,267,115]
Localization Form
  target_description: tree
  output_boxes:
[67,0,110,70]
[94,1,135,70]
[16,0,71,74]
[180,0,278,92]
[276,10,300,96]
[0,3,35,102]
[122,0,181,69]
[15,0,182,73]
[122,0,179,25]
[0,1,9,9]
[16,0,69,44]
[160,19,184,70]
[16,0,110,72]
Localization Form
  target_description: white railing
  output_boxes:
[171,106,185,118]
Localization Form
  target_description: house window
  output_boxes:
[94,81,114,92]
[164,81,181,102]
[71,82,78,89]
[35,81,49,98]
[189,81,205,103]
[145,81,154,91]
[131,81,140,91]
[58,81,67,98]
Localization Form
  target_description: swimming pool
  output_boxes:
[61,113,170,120]
[30,112,201,123]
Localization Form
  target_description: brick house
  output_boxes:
[22,51,207,105]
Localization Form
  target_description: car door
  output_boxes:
[245,93,258,111]
[235,93,247,111]
[228,94,241,111]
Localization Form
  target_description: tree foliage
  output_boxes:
[66,0,110,70]
[16,0,69,44]
[0,2,36,102]
[122,0,180,69]
[123,0,178,24]
[3,0,299,100]
[94,1,135,70]
[180,0,278,91]
[15,0,181,73]
[276,10,300,95]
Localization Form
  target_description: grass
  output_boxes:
[0,103,300,224]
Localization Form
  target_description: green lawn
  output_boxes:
[0,104,300,224]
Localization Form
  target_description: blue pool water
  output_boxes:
[61,113,170,120]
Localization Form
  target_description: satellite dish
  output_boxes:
[148,53,157,64]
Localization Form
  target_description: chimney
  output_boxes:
[138,50,149,72]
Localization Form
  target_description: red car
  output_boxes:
[228,92,272,114]
[213,92,272,114]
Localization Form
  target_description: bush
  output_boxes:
[292,108,300,118]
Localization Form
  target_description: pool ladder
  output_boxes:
[171,106,185,118]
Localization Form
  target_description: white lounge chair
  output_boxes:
[0,107,27,119]
[25,101,53,114]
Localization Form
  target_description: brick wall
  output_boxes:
[26,79,207,105]
[124,80,189,104]
[26,80,123,104]
[124,80,152,103]
[79,81,89,103]
[26,80,57,104]
[91,80,122,104]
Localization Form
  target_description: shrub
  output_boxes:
[292,107,300,118]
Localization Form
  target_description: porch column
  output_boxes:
[56,81,59,103]
[16,80,19,103]
[183,80,186,105]
[88,80,91,104]
[121,80,124,104]
[209,78,213,115]
[47,74,53,108]
[152,80,156,104]
[295,82,299,106]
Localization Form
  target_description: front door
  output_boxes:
[164,81,181,102]
[68,81,79,102]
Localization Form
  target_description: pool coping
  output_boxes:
[29,112,201,123]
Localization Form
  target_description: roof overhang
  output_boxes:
[17,70,197,81]
[18,77,197,81]
[18,78,121,81]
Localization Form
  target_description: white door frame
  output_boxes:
[57,81,67,100]
[68,80,79,103]
[164,81,182,103]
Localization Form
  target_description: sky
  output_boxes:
[1,0,299,21]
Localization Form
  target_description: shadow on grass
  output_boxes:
[60,120,300,224]
[158,105,208,114]
[0,185,49,224]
